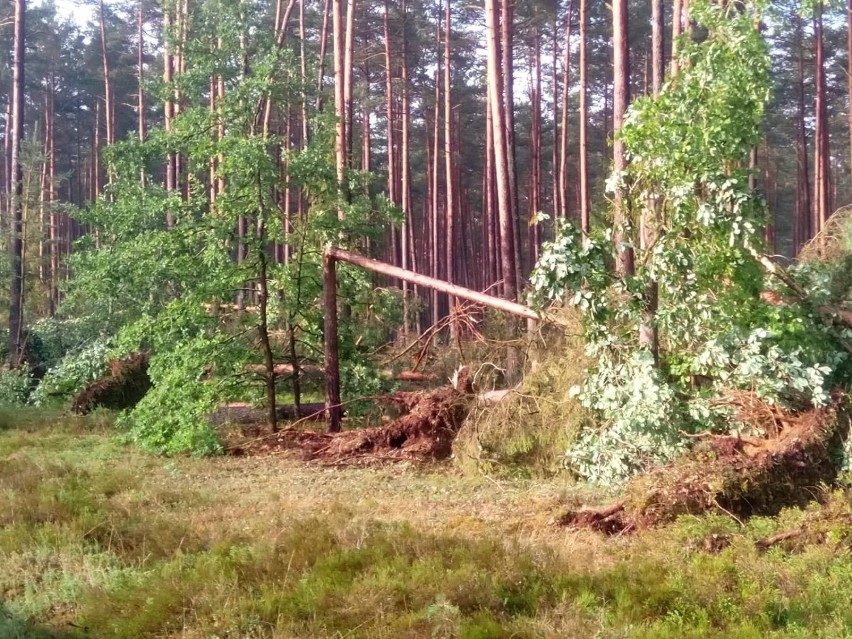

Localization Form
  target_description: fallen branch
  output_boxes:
[749,246,852,355]
[755,528,804,550]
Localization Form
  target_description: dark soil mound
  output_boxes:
[237,370,474,464]
[561,393,851,533]
[72,353,152,414]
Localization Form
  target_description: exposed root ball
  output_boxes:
[242,371,474,464]
[72,353,152,414]
[561,394,850,532]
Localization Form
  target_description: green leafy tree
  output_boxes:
[63,0,399,453]
[532,0,852,485]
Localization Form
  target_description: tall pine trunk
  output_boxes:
[8,0,25,367]
[579,0,590,233]
[485,0,517,301]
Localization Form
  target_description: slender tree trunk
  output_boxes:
[47,74,58,313]
[8,0,25,367]
[444,0,457,338]
[551,21,560,221]
[529,25,542,262]
[672,0,683,76]
[485,0,517,301]
[794,12,811,253]
[430,52,442,326]
[813,2,829,237]
[500,0,521,284]
[332,0,347,217]
[612,0,633,276]
[579,0,590,233]
[138,1,146,142]
[639,0,664,365]
[99,0,114,148]
[484,79,496,288]
[559,0,574,221]
[400,0,415,334]
[343,0,356,159]
[315,0,331,110]
[848,0,852,174]
[163,5,176,223]
[652,0,664,94]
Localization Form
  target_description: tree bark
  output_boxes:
[444,0,457,338]
[485,0,517,301]
[400,0,414,334]
[813,2,829,237]
[138,1,146,142]
[672,0,683,76]
[848,0,852,174]
[332,0,347,217]
[559,0,574,221]
[612,0,633,276]
[99,0,114,148]
[8,0,25,367]
[579,0,590,233]
[794,11,811,253]
[651,0,664,94]
[323,252,343,433]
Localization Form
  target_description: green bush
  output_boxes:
[0,365,33,405]
[30,339,111,407]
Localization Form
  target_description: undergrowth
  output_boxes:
[454,313,592,478]
[5,411,852,638]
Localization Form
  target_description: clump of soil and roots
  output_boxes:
[72,353,152,414]
[561,392,851,533]
[233,369,474,464]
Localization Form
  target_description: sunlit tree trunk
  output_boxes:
[138,1,146,142]
[400,0,415,334]
[332,0,347,218]
[99,0,114,148]
[794,12,811,253]
[848,0,852,174]
[672,0,682,76]
[813,2,829,237]
[529,25,542,262]
[559,0,574,221]
[8,0,25,366]
[485,0,517,301]
[612,0,633,276]
[579,0,590,233]
[444,0,457,338]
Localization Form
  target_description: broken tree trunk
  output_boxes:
[322,245,568,432]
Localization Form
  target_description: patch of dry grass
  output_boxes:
[6,410,852,638]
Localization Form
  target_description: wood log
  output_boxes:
[246,363,324,377]
[325,246,569,326]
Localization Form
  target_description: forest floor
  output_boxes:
[4,409,852,638]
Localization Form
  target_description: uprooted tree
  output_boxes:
[530,0,852,491]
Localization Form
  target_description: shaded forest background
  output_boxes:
[1,0,850,328]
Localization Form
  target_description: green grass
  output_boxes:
[4,408,852,638]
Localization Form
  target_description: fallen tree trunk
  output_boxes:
[245,364,436,383]
[322,246,566,432]
[560,393,850,533]
[245,363,324,377]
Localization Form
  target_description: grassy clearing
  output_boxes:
[3,411,852,637]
